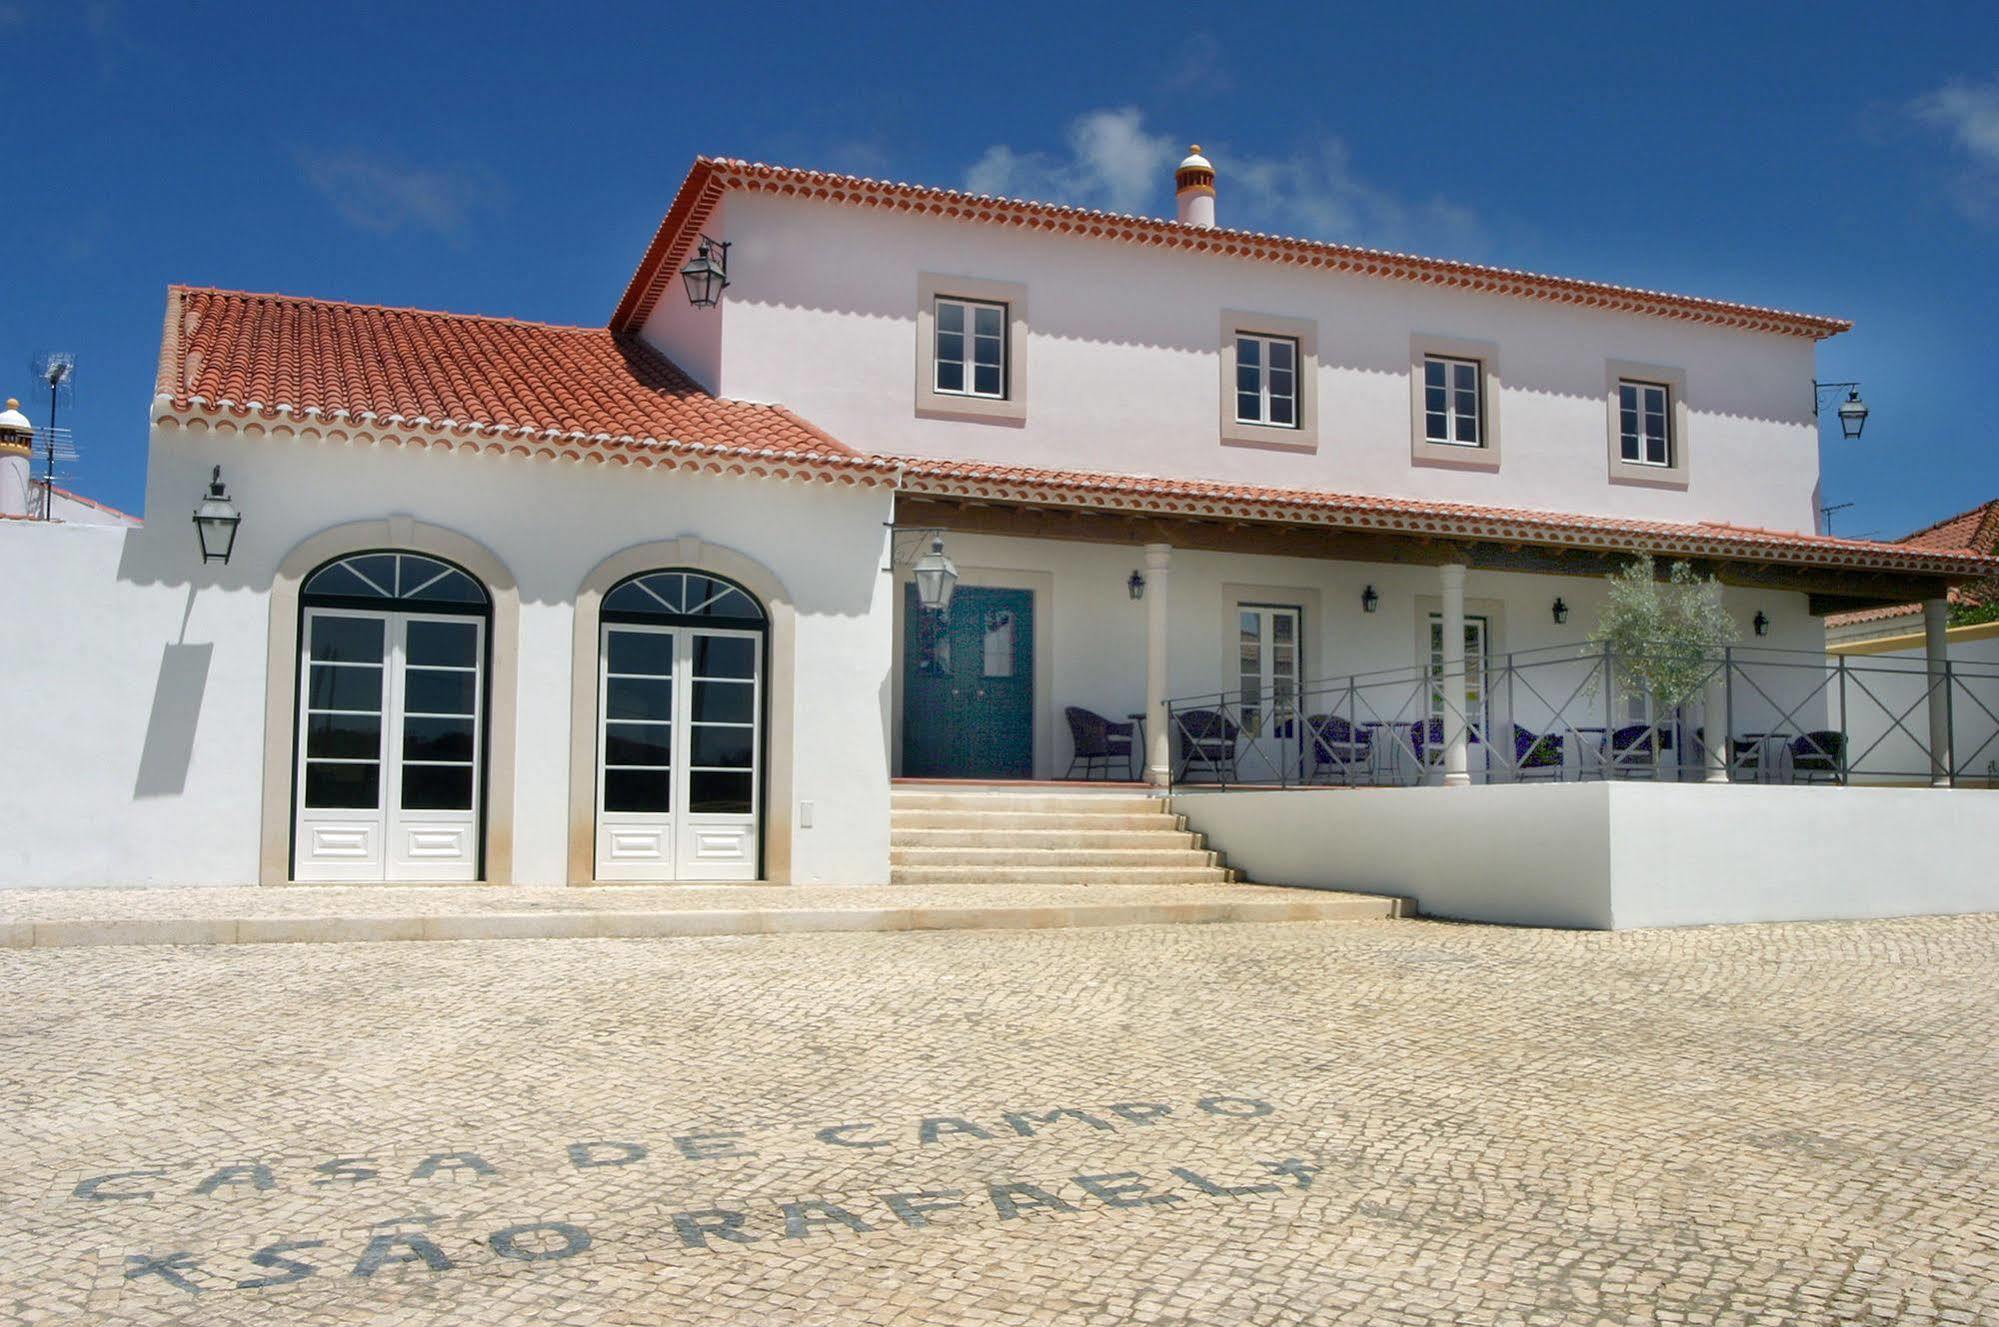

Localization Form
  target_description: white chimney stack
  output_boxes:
[1175,145,1215,228]
[0,398,33,518]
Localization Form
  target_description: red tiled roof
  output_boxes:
[49,485,141,524]
[895,455,1999,580]
[154,287,895,478]
[1825,499,1999,626]
[612,157,1854,340]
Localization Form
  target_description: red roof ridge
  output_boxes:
[168,285,607,337]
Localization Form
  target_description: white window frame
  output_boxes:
[1233,333,1301,429]
[1423,354,1484,447]
[1618,379,1672,467]
[1408,333,1501,471]
[932,296,1009,400]
[1219,311,1318,450]
[1604,359,1689,488]
[915,273,1028,423]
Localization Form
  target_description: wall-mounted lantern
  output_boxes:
[1552,597,1569,625]
[1812,380,1869,440]
[1361,585,1379,614]
[680,237,731,308]
[1753,610,1770,637]
[911,535,958,613]
[1127,570,1145,600]
[192,464,241,564]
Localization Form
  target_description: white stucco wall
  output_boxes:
[1828,630,1999,785]
[676,190,1825,533]
[1178,784,1999,929]
[0,427,895,888]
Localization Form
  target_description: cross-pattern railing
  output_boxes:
[1160,642,1999,793]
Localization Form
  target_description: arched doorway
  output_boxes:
[293,551,491,881]
[594,569,767,881]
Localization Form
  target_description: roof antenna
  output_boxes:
[29,352,76,521]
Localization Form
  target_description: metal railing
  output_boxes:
[1159,642,1999,793]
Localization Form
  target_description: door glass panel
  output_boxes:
[307,712,380,759]
[604,723,671,766]
[691,680,755,724]
[308,663,384,712]
[689,770,753,814]
[403,715,475,761]
[404,668,477,716]
[606,676,673,721]
[982,610,1016,678]
[691,726,755,768]
[406,620,479,667]
[690,635,757,678]
[310,614,385,661]
[401,763,474,811]
[603,768,670,813]
[305,762,380,809]
[607,629,674,675]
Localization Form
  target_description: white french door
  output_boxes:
[294,608,484,881]
[1237,604,1302,780]
[595,623,761,881]
[1428,613,1490,749]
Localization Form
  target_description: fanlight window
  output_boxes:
[304,553,488,607]
[603,571,764,622]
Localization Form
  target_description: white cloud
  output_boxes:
[1910,77,1999,221]
[965,108,1481,255]
[297,150,500,237]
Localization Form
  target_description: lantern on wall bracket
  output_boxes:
[1812,380,1869,440]
[192,465,242,564]
[1552,597,1569,625]
[680,236,731,308]
[1127,570,1145,600]
[1753,610,1770,637]
[1361,585,1379,614]
[911,535,959,613]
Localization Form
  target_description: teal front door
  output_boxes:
[902,585,1034,778]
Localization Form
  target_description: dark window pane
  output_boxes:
[604,768,670,813]
[936,301,964,333]
[690,725,755,768]
[606,629,674,674]
[343,554,400,596]
[604,580,663,616]
[1269,340,1294,370]
[690,635,757,679]
[404,668,476,716]
[1237,391,1261,421]
[1269,368,1293,397]
[936,330,964,363]
[973,364,1002,396]
[1424,359,1445,389]
[1453,361,1476,391]
[409,568,486,605]
[305,562,389,599]
[1426,410,1448,440]
[1622,435,1641,462]
[1269,396,1295,426]
[606,676,672,721]
[1237,364,1261,394]
[1455,414,1478,443]
[692,679,755,724]
[305,761,380,809]
[936,360,964,393]
[401,763,473,811]
[307,712,380,759]
[972,304,1003,336]
[404,715,475,761]
[689,770,753,814]
[1426,385,1447,412]
[308,662,383,712]
[1620,383,1637,410]
[309,615,385,663]
[604,722,671,766]
[700,587,762,619]
[1237,337,1260,367]
[406,620,478,668]
[972,334,1002,367]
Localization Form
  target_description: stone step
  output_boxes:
[890,791,1162,814]
[890,847,1220,868]
[888,864,1236,886]
[891,810,1186,831]
[889,828,1206,850]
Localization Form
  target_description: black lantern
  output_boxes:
[680,237,731,308]
[1753,610,1770,637]
[1127,570,1145,600]
[1361,585,1379,613]
[192,465,241,564]
[1835,389,1869,440]
[1552,597,1569,625]
[912,535,958,613]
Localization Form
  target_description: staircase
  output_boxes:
[890,789,1240,886]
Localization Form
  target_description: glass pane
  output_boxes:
[604,723,671,766]
[1273,614,1295,643]
[982,610,1016,677]
[1269,340,1294,370]
[973,364,1002,396]
[691,635,757,679]
[406,620,478,668]
[1269,368,1293,397]
[1238,364,1261,394]
[603,768,669,813]
[607,630,674,675]
[1455,386,1478,416]
[403,715,474,761]
[310,615,384,664]
[305,761,380,809]
[692,679,755,724]
[1453,361,1476,391]
[401,763,473,811]
[1455,414,1478,443]
[1269,395,1294,426]
[1426,411,1448,441]
[935,330,964,364]
[1622,434,1641,462]
[404,668,476,716]
[1424,359,1445,389]
[1426,385,1446,412]
[1237,337,1261,367]
[690,725,754,768]
[1649,436,1669,466]
[604,580,668,617]
[1619,383,1637,410]
[972,304,1003,336]
[308,662,383,712]
[972,333,1002,367]
[1237,391,1261,422]
[936,360,964,393]
[936,301,964,333]
[307,712,379,759]
[689,770,753,815]
[606,676,672,721]
[344,554,400,596]
[408,568,485,605]
[304,562,389,599]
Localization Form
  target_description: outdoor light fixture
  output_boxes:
[1127,570,1145,600]
[1812,380,1869,440]
[1552,597,1569,625]
[680,236,731,308]
[911,535,958,613]
[1361,585,1379,613]
[192,465,242,565]
[1753,610,1770,637]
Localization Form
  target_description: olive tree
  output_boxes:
[1588,555,1740,719]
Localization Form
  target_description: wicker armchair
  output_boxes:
[1173,708,1240,783]
[1064,706,1137,780]
[1511,724,1565,781]
[1790,730,1846,785]
[1604,724,1660,779]
[1306,714,1372,784]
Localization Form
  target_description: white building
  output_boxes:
[3,150,1994,921]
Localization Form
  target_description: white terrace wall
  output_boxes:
[663,189,1824,534]
[890,529,1823,780]
[1828,629,1999,786]
[0,427,896,888]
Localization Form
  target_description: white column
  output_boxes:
[1144,543,1173,789]
[1702,658,1730,783]
[1925,598,1952,788]
[1440,563,1470,787]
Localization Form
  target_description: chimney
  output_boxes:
[1175,145,1215,228]
[0,398,32,518]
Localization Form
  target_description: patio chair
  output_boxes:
[1728,733,1768,782]
[1063,706,1137,780]
[1173,708,1240,784]
[1603,723,1660,779]
[1404,717,1482,783]
[1305,714,1372,785]
[1511,724,1565,781]
[1790,730,1846,785]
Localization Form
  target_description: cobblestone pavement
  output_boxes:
[4,915,1997,1326]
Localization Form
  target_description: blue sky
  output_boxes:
[6,0,1997,536]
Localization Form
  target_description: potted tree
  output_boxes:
[1588,556,1739,778]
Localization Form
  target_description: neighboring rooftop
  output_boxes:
[1826,499,1999,627]
[612,156,1855,340]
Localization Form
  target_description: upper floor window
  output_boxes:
[1235,333,1298,428]
[934,297,1007,399]
[1618,380,1672,467]
[1423,355,1483,447]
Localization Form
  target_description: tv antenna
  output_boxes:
[29,352,76,521]
[1819,501,1855,536]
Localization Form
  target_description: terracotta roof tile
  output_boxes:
[1825,498,1999,626]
